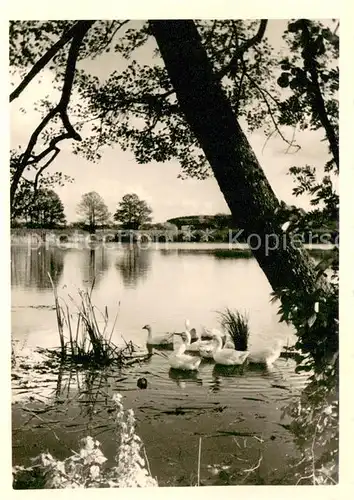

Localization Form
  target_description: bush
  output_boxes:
[13,393,158,488]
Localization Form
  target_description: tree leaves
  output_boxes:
[113,193,152,230]
[76,191,111,231]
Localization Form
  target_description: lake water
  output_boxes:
[11,242,315,486]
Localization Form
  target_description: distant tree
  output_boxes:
[24,189,66,228]
[76,191,110,233]
[10,150,72,226]
[114,193,152,230]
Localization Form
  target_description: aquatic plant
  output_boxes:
[12,393,158,488]
[48,273,149,367]
[218,308,250,351]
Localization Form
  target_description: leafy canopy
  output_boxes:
[76,191,110,229]
[114,193,152,229]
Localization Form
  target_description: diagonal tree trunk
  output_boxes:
[149,21,337,368]
[149,20,324,295]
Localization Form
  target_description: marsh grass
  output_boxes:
[218,308,250,351]
[47,273,147,367]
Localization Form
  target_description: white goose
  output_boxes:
[211,334,249,366]
[201,325,226,342]
[199,331,227,359]
[248,339,283,367]
[142,324,174,348]
[184,320,215,354]
[169,331,201,371]
[223,335,236,350]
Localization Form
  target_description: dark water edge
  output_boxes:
[12,351,307,487]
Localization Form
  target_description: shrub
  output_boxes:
[12,393,158,488]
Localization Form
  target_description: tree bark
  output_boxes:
[149,20,325,298]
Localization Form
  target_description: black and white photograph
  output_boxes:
[8,11,341,490]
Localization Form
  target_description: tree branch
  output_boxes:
[216,20,268,80]
[33,149,61,195]
[244,70,300,152]
[10,21,94,102]
[10,21,94,208]
[298,20,339,169]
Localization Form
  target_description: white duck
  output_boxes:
[201,325,226,342]
[199,331,227,359]
[223,335,236,349]
[184,320,215,354]
[169,332,201,371]
[247,339,283,367]
[142,324,174,348]
[199,342,216,359]
[211,334,249,366]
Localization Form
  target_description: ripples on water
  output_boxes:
[11,242,318,485]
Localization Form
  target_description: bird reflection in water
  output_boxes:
[210,364,246,393]
[168,368,203,388]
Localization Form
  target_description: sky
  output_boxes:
[10,19,335,224]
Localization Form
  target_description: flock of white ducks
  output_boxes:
[142,320,283,372]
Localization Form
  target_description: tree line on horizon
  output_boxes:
[11,190,153,231]
[11,187,337,244]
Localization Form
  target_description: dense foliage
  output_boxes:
[10,150,70,226]
[114,193,152,229]
[76,191,111,232]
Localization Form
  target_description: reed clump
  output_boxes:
[218,308,250,351]
[48,273,147,367]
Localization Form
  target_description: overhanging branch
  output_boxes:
[216,20,268,80]
[298,20,339,169]
[10,21,95,102]
[10,21,94,208]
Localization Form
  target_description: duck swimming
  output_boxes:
[169,331,202,371]
[201,326,226,342]
[142,324,175,349]
[184,322,215,354]
[211,334,249,366]
[247,339,283,367]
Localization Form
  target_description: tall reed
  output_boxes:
[47,273,132,366]
[218,308,250,351]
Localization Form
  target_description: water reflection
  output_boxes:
[212,364,247,378]
[159,248,253,259]
[11,245,64,290]
[115,246,151,288]
[81,247,110,288]
[168,368,203,387]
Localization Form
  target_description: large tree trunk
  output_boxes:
[150,20,324,295]
[149,21,337,368]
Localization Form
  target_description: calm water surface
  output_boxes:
[11,243,311,485]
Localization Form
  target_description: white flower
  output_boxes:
[40,453,54,466]
[81,436,95,451]
[54,461,66,475]
[90,465,100,480]
[323,405,332,416]
[314,301,319,313]
[112,393,123,405]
